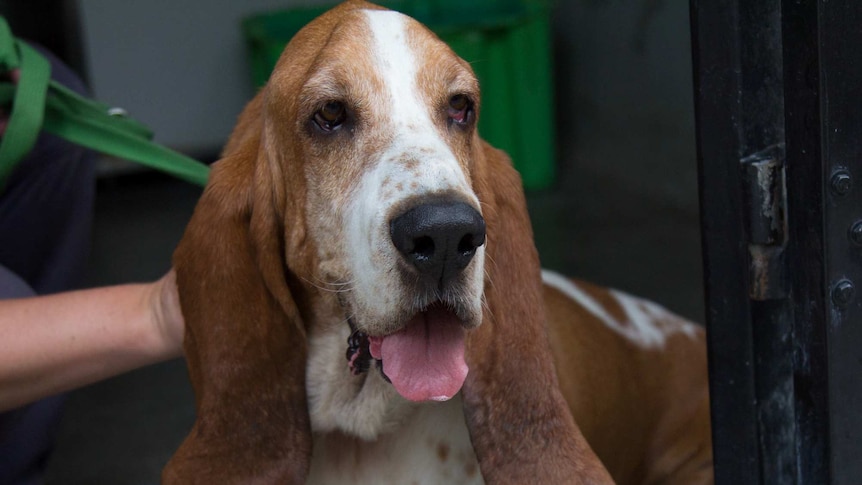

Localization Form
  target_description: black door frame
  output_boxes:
[691,1,862,483]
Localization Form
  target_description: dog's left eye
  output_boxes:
[447,94,474,127]
[313,101,347,132]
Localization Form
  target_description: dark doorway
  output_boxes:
[691,1,862,483]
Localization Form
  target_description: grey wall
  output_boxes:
[553,0,697,209]
[78,0,330,154]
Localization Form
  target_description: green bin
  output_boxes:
[242,0,555,190]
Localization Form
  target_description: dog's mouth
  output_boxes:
[346,302,469,403]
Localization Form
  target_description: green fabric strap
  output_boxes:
[0,17,210,190]
[0,21,50,190]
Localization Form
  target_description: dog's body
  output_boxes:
[164,2,711,484]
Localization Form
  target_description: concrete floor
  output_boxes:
[42,159,704,483]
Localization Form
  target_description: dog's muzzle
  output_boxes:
[343,200,485,402]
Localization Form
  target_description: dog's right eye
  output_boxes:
[447,94,474,128]
[313,101,346,132]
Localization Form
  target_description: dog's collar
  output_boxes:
[346,317,385,378]
[346,327,372,375]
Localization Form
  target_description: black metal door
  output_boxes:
[691,1,862,483]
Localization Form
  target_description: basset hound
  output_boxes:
[164,1,713,484]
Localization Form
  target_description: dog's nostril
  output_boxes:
[411,236,436,260]
[457,233,481,256]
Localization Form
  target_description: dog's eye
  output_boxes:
[313,101,346,132]
[447,94,474,126]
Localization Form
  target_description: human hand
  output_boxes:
[150,270,185,358]
[0,272,187,410]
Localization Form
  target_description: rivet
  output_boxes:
[850,221,862,246]
[831,170,852,196]
[832,279,855,307]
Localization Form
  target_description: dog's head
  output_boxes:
[260,3,487,403]
[165,2,609,483]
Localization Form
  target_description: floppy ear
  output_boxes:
[462,141,613,484]
[162,135,311,484]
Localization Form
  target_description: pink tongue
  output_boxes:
[368,307,468,402]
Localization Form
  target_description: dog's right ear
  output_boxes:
[461,140,614,484]
[162,122,311,484]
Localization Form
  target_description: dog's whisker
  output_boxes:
[325,279,356,287]
[300,275,355,294]
[482,260,496,290]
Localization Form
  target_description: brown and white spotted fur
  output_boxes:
[165,2,712,484]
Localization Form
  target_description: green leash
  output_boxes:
[0,17,210,191]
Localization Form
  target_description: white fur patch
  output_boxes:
[307,395,484,485]
[340,10,482,333]
[360,9,475,200]
[541,269,697,349]
[365,10,429,129]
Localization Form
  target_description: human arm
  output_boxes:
[0,270,184,411]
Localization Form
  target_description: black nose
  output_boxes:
[390,201,486,285]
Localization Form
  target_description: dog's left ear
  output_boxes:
[462,141,613,484]
[162,129,312,484]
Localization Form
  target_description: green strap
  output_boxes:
[0,16,210,190]
[0,22,50,190]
